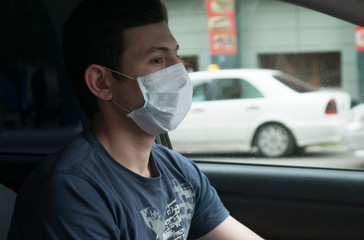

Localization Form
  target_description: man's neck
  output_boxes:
[92,115,156,178]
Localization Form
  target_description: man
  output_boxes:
[8,0,263,239]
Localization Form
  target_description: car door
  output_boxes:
[203,78,264,152]
[169,80,210,153]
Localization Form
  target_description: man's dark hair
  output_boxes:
[62,0,168,119]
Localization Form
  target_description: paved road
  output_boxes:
[188,145,364,170]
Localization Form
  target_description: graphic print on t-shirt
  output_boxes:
[140,179,195,240]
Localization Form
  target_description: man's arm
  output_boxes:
[195,215,263,240]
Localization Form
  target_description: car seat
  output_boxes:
[0,184,16,240]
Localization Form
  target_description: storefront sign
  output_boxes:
[355,26,364,51]
[206,0,237,55]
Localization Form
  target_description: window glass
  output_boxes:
[167,0,364,170]
[240,79,263,98]
[213,79,242,100]
[259,52,341,88]
[193,81,210,102]
[1,0,363,171]
[211,78,263,100]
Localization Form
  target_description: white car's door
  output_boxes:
[169,80,210,153]
[203,78,265,152]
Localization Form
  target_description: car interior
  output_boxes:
[1,0,364,239]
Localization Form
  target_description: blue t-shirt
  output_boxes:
[8,130,229,239]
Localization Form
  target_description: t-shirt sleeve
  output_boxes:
[185,161,230,239]
[8,173,121,240]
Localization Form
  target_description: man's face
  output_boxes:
[123,21,181,77]
[111,21,182,111]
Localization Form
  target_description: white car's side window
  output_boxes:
[214,79,242,100]
[240,79,263,99]
[193,82,211,102]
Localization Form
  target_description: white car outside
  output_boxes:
[344,103,364,150]
[169,69,351,157]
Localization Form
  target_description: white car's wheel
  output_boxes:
[254,123,295,157]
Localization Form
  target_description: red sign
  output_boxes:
[355,26,364,51]
[206,0,237,55]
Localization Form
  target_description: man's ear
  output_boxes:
[84,64,112,101]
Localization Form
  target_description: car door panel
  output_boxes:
[204,99,262,145]
[169,102,209,153]
[197,162,364,240]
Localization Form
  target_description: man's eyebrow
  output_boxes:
[145,45,180,56]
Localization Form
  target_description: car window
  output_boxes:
[1,0,363,171]
[192,81,211,102]
[212,78,263,100]
[213,79,242,100]
[166,0,364,170]
[240,79,264,98]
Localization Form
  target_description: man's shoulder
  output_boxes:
[151,143,190,164]
[151,143,200,177]
[20,132,95,188]
[46,132,94,172]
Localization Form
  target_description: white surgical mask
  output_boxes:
[103,63,192,136]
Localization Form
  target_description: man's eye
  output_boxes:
[152,58,163,64]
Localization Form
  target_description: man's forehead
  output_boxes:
[123,22,170,41]
[145,45,180,55]
[122,23,178,57]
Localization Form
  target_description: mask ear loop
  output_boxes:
[110,99,131,113]
[102,66,136,80]
[101,66,135,114]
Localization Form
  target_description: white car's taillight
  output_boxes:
[325,99,337,114]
